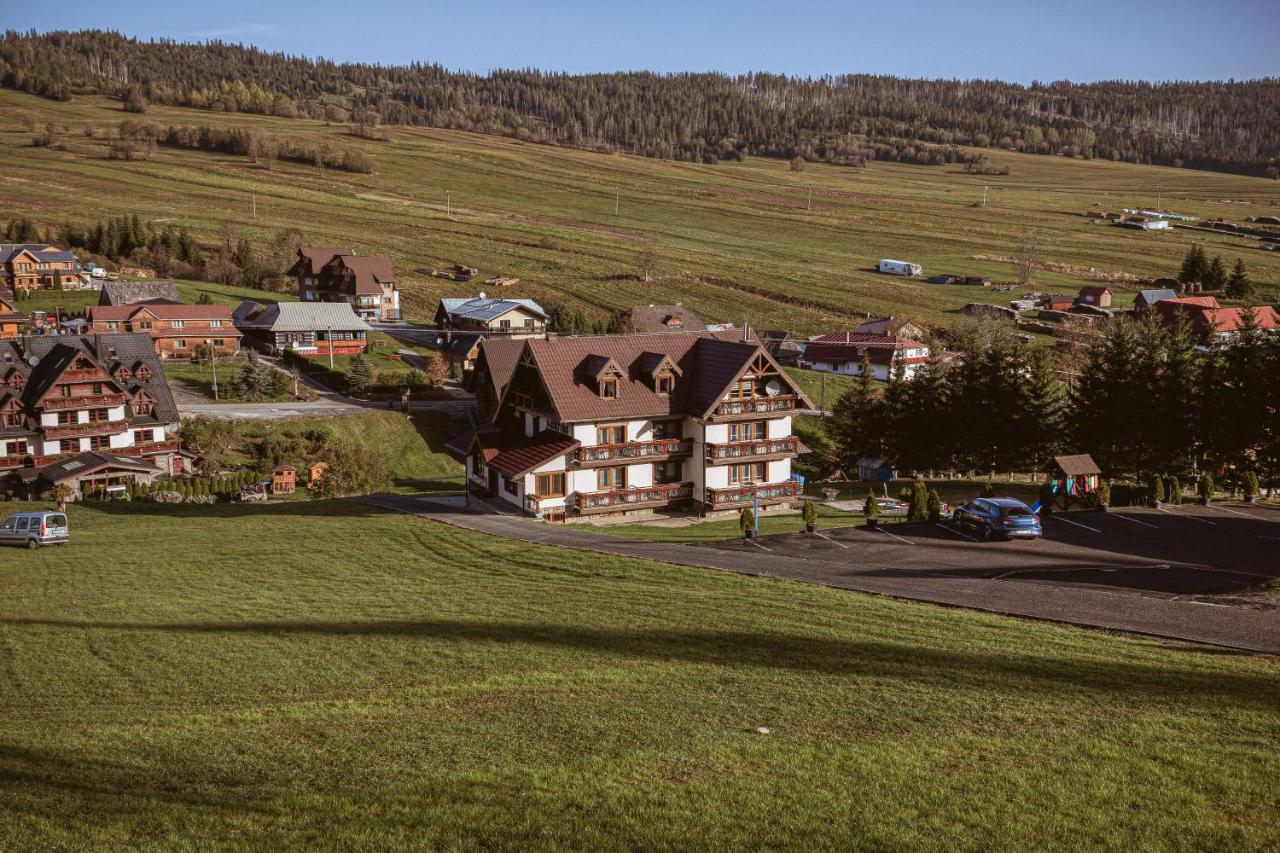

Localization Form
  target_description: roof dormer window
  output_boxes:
[601,378,618,399]
[656,374,673,395]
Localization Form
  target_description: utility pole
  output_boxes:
[327,325,335,370]
[208,343,219,401]
[807,185,812,211]
[251,193,256,219]
[981,185,989,208]
[615,185,620,216]
[446,191,451,218]
[820,372,826,418]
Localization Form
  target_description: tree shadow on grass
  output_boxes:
[4,617,1275,707]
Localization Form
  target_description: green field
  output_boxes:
[3,89,1277,336]
[0,501,1276,847]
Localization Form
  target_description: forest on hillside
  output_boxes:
[3,29,1280,177]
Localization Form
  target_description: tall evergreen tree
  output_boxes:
[1178,245,1208,284]
[1225,258,1252,299]
[1204,255,1228,290]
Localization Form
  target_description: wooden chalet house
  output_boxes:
[448,329,813,523]
[0,333,186,495]
[1,243,80,292]
[86,303,241,359]
[800,331,931,381]
[288,247,401,321]
[233,301,371,357]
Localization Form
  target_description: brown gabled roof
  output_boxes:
[476,337,526,399]
[339,256,398,295]
[1078,286,1112,297]
[289,246,352,277]
[1054,454,1101,476]
[88,303,237,324]
[449,426,578,478]
[519,329,811,423]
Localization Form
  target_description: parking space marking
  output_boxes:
[1260,535,1280,542]
[1048,515,1102,533]
[813,531,850,549]
[1157,508,1217,525]
[936,523,977,542]
[1110,513,1160,529]
[746,538,774,553]
[876,527,915,545]
[1203,504,1265,519]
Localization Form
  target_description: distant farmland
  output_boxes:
[2,89,1278,334]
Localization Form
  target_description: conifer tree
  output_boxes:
[1225,258,1252,299]
[1204,255,1228,290]
[1178,245,1208,284]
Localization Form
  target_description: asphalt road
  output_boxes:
[356,494,1280,655]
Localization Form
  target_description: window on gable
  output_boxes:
[601,378,618,399]
[656,374,673,395]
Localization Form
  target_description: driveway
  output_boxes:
[355,494,1280,655]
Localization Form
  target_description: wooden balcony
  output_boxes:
[571,437,692,467]
[705,480,800,507]
[711,396,796,420]
[706,436,802,463]
[0,453,34,469]
[58,368,107,383]
[41,393,127,412]
[115,439,180,456]
[41,420,128,440]
[572,481,694,514]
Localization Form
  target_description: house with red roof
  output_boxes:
[799,331,931,381]
[1077,286,1112,308]
[445,329,812,523]
[86,303,241,359]
[1151,296,1279,344]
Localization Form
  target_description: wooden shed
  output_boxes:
[271,465,297,494]
[307,461,329,489]
[1049,454,1101,509]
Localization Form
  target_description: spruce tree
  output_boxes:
[1178,245,1208,284]
[907,479,929,522]
[1204,255,1227,291]
[1225,258,1251,299]
[346,354,374,395]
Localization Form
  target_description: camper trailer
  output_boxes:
[878,259,923,277]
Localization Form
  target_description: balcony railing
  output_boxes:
[0,453,33,469]
[712,396,796,418]
[41,420,128,439]
[572,437,692,466]
[706,436,802,461]
[41,393,128,412]
[116,439,180,456]
[572,481,693,513]
[705,480,800,506]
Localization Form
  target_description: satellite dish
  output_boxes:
[764,378,783,397]
[25,355,39,367]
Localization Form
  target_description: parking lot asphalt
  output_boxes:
[357,494,1280,655]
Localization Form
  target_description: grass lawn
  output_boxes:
[161,354,306,403]
[783,366,860,410]
[0,500,1276,847]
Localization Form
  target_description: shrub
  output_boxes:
[863,492,879,519]
[739,507,755,535]
[1243,471,1260,498]
[801,499,817,529]
[980,480,997,498]
[1038,479,1055,515]
[908,480,929,522]
[1167,476,1182,505]
[1149,474,1165,504]
[1198,473,1214,502]
[1096,480,1111,506]
[926,489,942,522]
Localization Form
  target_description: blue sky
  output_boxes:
[14,0,1279,83]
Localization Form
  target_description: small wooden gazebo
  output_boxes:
[1049,454,1101,510]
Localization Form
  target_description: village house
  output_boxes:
[1,288,28,339]
[97,279,181,307]
[447,329,813,523]
[756,330,804,366]
[0,333,187,497]
[0,243,81,292]
[1076,286,1112,308]
[233,301,371,357]
[799,331,931,381]
[1152,296,1280,345]
[86,303,241,359]
[288,247,401,321]
[1133,288,1178,312]
[435,294,547,337]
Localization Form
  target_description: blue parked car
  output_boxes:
[953,497,1042,540]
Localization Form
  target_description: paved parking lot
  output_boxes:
[703,502,1280,601]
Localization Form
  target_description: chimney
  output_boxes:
[742,319,749,342]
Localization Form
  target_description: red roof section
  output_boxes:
[87,303,237,323]
[1078,286,1111,297]
[483,429,580,478]
[1199,306,1280,334]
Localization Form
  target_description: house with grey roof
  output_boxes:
[1134,288,1179,312]
[234,301,372,357]
[434,293,547,337]
[97,279,181,306]
[1,243,81,292]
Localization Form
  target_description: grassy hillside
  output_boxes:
[0,501,1276,847]
[3,89,1278,335]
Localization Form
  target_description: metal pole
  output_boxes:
[328,325,334,370]
[209,342,219,401]
[820,373,826,419]
[753,492,760,537]
[446,191,451,218]
[615,186,619,216]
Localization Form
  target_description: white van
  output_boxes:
[878,259,923,276]
[0,511,70,549]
